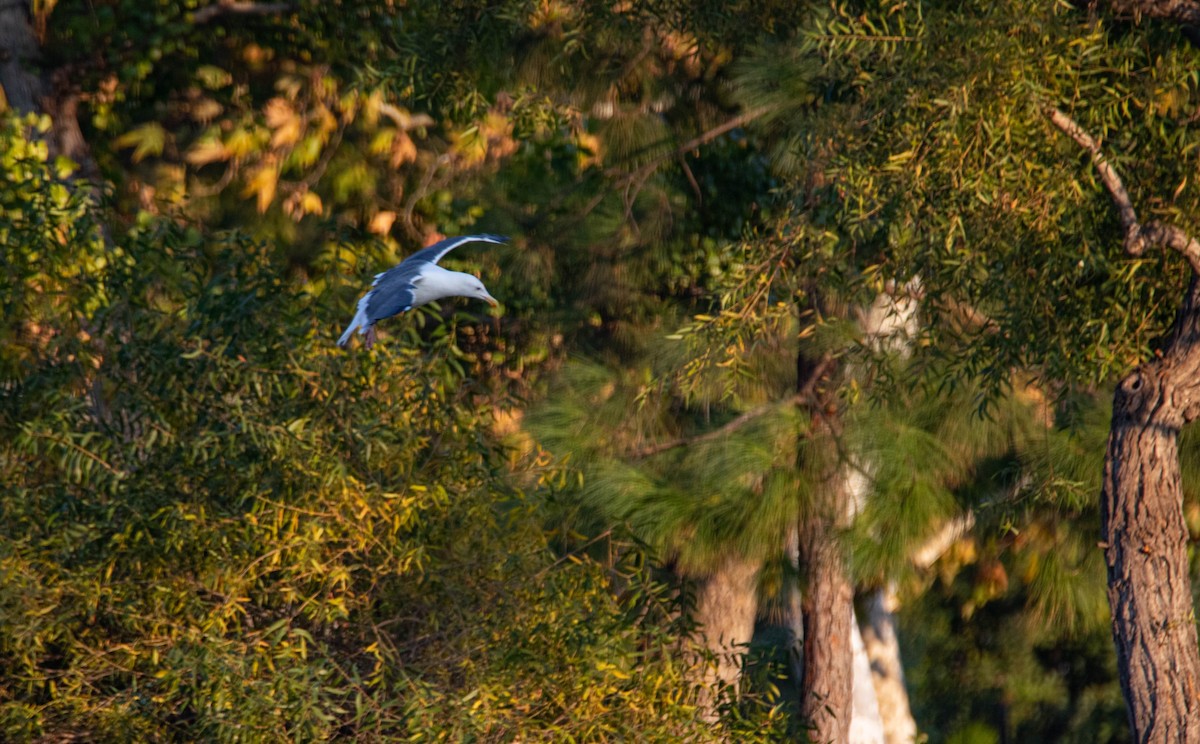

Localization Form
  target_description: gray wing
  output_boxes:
[361,234,508,322]
[364,263,421,322]
[402,233,508,266]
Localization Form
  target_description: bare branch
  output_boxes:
[193,0,295,23]
[1045,106,1200,272]
[911,511,975,569]
[628,353,835,459]
[610,106,772,186]
[1044,107,1140,246]
[1105,0,1200,26]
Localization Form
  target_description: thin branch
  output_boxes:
[911,511,976,570]
[1044,107,1139,241]
[532,529,615,580]
[29,432,124,477]
[610,106,772,186]
[1045,106,1200,272]
[378,103,435,132]
[628,353,835,459]
[193,0,295,23]
[537,105,774,232]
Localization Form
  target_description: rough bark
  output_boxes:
[798,513,856,744]
[0,1,97,174]
[1048,107,1200,742]
[0,0,41,114]
[785,529,886,744]
[1102,284,1200,742]
[1104,0,1200,25]
[691,552,761,720]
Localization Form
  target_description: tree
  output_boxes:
[1047,105,1200,742]
[734,0,1200,737]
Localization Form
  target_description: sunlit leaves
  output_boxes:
[0,190,781,738]
[113,122,166,163]
[779,0,1200,396]
[184,134,229,166]
[0,113,107,379]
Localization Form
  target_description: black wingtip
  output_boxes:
[473,233,510,244]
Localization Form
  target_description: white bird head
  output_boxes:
[463,275,497,306]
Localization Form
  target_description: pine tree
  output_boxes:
[726,0,1200,736]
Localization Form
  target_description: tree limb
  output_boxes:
[911,511,975,570]
[610,106,772,185]
[193,0,295,23]
[628,353,835,459]
[0,0,40,114]
[1045,106,1200,273]
[1104,0,1200,25]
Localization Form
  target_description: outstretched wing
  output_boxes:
[402,233,508,267]
[353,233,508,328]
[363,264,420,323]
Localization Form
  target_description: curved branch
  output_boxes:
[627,353,834,459]
[1045,106,1200,273]
[193,1,295,23]
[1105,0,1200,25]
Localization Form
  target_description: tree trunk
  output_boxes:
[691,551,760,720]
[0,1,85,158]
[0,0,41,113]
[861,587,918,744]
[1045,108,1200,741]
[798,513,855,744]
[848,603,887,744]
[1103,287,1200,742]
[786,529,886,744]
[1104,0,1200,25]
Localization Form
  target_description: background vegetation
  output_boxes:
[5,0,1200,741]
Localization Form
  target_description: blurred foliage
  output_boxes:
[0,113,793,740]
[9,0,1200,739]
[902,570,1128,744]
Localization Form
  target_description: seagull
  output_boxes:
[338,234,506,350]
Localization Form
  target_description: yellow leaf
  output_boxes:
[300,191,323,216]
[225,127,260,159]
[315,105,338,136]
[243,165,278,213]
[114,123,166,163]
[361,90,383,127]
[369,129,395,155]
[185,138,230,166]
[452,127,485,163]
[195,65,232,90]
[368,211,396,236]
[263,98,295,128]
[271,119,302,148]
[189,98,224,123]
[391,130,417,167]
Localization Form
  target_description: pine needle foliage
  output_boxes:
[531,358,812,575]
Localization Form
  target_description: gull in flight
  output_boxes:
[338,234,505,350]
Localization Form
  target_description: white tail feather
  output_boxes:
[337,295,371,348]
